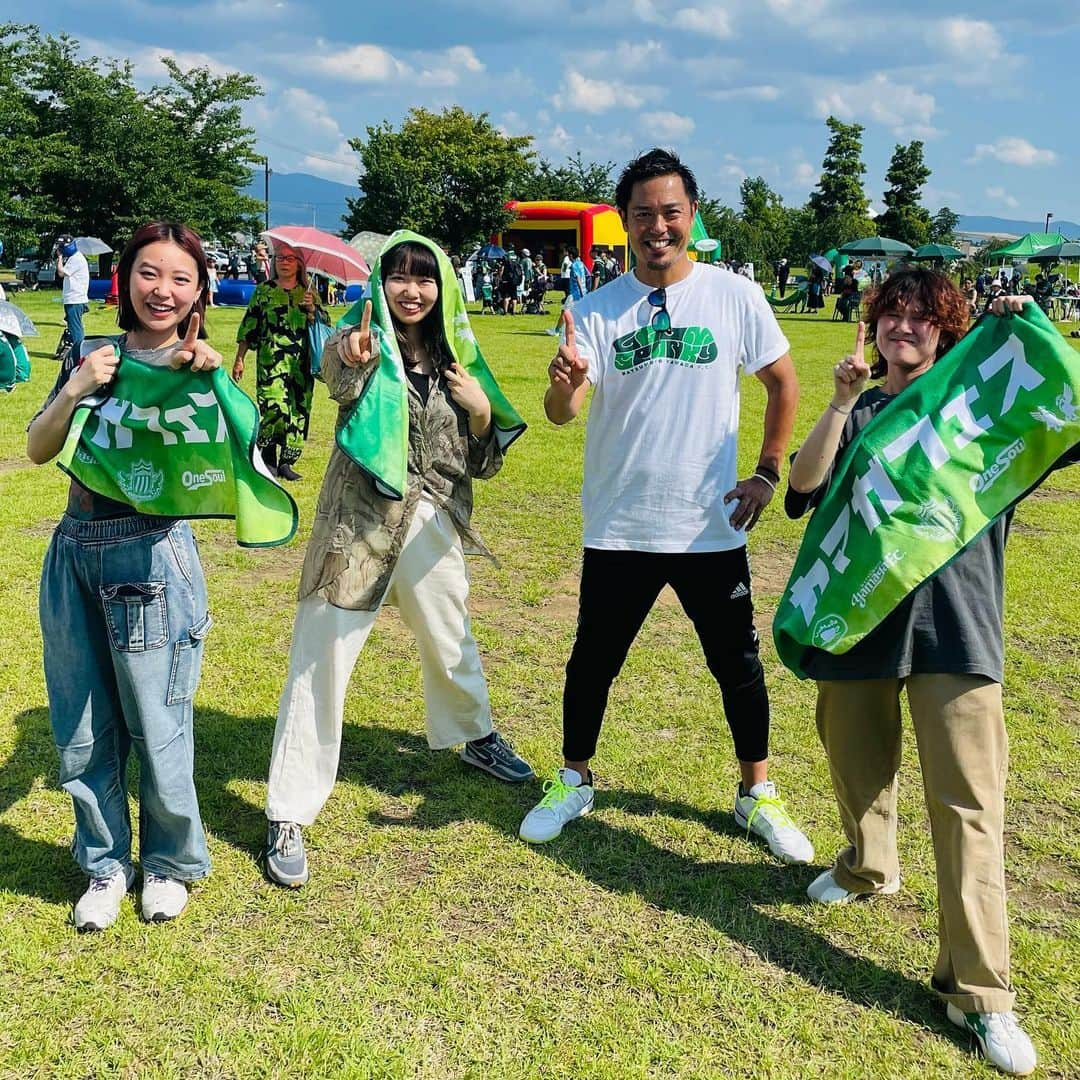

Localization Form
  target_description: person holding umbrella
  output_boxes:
[232,244,325,481]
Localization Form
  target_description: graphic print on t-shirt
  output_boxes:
[612,324,718,372]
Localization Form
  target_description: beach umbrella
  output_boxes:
[912,243,964,262]
[478,243,506,260]
[0,300,38,338]
[810,254,833,273]
[75,237,113,256]
[838,236,915,257]
[262,226,370,284]
[348,230,390,266]
[1027,241,1080,263]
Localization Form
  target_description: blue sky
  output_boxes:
[16,0,1079,223]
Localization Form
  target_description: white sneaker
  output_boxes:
[519,769,594,843]
[73,866,135,932]
[733,780,814,864]
[141,873,189,922]
[806,867,901,904]
[946,1004,1038,1076]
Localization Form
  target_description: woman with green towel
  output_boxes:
[262,233,531,888]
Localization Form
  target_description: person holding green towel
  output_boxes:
[263,233,531,888]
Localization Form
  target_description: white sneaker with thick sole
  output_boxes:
[73,866,136,932]
[946,1004,1037,1076]
[141,873,189,922]
[807,867,901,904]
[733,780,814,864]
[519,768,594,843]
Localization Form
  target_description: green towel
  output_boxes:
[58,348,298,548]
[336,229,526,499]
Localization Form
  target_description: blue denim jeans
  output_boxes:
[64,303,88,353]
[40,515,212,880]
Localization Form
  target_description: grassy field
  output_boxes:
[0,288,1077,1079]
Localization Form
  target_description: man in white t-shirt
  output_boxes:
[519,149,812,865]
[55,236,90,355]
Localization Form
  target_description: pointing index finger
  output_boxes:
[853,320,866,361]
[359,299,372,336]
[562,309,576,353]
[182,311,201,350]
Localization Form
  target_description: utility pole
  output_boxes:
[1045,212,1053,234]
[263,157,272,231]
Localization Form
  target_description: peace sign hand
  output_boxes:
[170,312,222,372]
[547,309,588,393]
[339,300,375,368]
[831,320,870,409]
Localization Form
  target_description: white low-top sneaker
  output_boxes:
[733,780,814,864]
[519,768,594,844]
[947,1004,1038,1076]
[141,873,188,922]
[73,866,136,932]
[807,867,901,904]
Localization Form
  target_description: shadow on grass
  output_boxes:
[1,707,953,1040]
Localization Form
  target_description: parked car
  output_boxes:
[14,252,57,288]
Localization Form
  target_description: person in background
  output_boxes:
[776,257,790,298]
[206,259,219,307]
[232,244,324,481]
[560,249,573,301]
[55,236,90,355]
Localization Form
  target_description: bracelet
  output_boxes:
[754,462,780,484]
[828,401,852,416]
[752,472,777,493]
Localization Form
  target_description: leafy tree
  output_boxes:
[807,116,872,253]
[928,206,960,245]
[876,140,931,248]
[343,106,535,252]
[738,176,790,269]
[0,23,263,256]
[517,152,615,204]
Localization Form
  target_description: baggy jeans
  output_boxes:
[40,515,213,881]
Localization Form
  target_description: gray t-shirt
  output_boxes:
[785,386,1012,683]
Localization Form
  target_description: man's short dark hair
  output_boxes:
[615,149,699,212]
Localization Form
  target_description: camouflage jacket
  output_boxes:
[298,327,503,610]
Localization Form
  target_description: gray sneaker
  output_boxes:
[265,821,309,888]
[460,731,535,782]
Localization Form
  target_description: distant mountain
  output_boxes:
[956,214,1080,239]
[244,171,356,233]
[246,175,1080,242]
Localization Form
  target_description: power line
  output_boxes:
[258,134,359,172]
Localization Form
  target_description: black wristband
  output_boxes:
[754,463,780,484]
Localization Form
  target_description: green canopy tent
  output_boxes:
[987,232,1064,259]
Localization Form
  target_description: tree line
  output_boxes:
[2,23,959,267]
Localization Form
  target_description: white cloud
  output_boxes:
[291,41,482,88]
[78,37,237,83]
[672,6,733,39]
[792,161,817,186]
[709,84,780,102]
[553,70,658,113]
[934,17,1003,59]
[813,74,938,137]
[970,137,1056,167]
[249,89,358,184]
[986,185,1020,209]
[639,110,695,140]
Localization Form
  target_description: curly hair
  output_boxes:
[863,266,970,378]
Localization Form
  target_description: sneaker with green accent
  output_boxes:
[734,780,813,865]
[519,768,594,844]
[946,1004,1037,1075]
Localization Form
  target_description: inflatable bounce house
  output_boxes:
[500,201,627,273]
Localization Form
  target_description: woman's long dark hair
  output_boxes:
[381,241,451,370]
[116,222,208,338]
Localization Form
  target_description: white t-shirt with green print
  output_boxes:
[568,263,789,553]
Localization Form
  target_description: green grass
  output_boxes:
[0,289,1077,1079]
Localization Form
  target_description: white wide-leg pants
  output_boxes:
[265,496,493,825]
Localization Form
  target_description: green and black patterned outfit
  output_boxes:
[236,282,322,466]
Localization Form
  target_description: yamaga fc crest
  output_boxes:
[117,459,165,503]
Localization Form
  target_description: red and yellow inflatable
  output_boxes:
[500,201,627,273]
